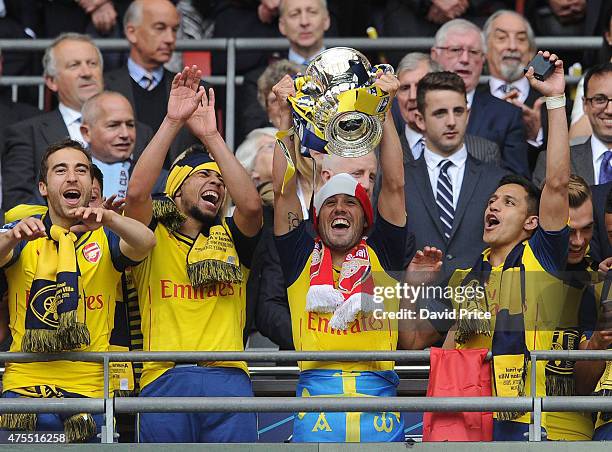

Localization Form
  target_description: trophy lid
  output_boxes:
[304,47,372,96]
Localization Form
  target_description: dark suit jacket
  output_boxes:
[590,181,612,266]
[405,153,508,281]
[468,88,529,178]
[104,67,198,165]
[399,128,501,167]
[523,86,548,173]
[533,137,594,189]
[2,109,153,210]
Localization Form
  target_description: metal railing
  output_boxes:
[0,36,603,149]
[1,349,612,444]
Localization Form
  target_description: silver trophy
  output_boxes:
[291,47,393,158]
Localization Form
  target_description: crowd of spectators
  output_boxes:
[0,0,612,445]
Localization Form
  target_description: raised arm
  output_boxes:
[271,75,303,237]
[125,66,205,226]
[526,51,569,231]
[376,74,406,227]
[186,88,263,237]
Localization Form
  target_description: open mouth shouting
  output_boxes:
[330,217,351,232]
[485,213,501,231]
[62,188,82,207]
[200,190,220,210]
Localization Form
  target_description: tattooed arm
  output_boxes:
[272,75,304,236]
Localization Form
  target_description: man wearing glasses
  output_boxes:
[533,63,612,189]
[431,19,530,178]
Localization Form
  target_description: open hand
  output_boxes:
[101,194,125,214]
[405,246,443,287]
[186,87,218,140]
[525,51,565,97]
[167,66,206,124]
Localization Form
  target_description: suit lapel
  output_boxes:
[40,110,70,146]
[399,130,414,165]
[448,156,481,242]
[572,138,595,185]
[467,89,487,135]
[410,158,446,238]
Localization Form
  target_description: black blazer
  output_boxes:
[468,88,529,178]
[533,138,594,188]
[405,153,509,281]
[104,67,198,164]
[2,109,152,210]
[399,129,502,167]
[590,181,612,266]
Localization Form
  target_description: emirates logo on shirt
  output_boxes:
[83,242,102,263]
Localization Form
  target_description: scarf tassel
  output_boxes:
[0,413,36,431]
[187,260,243,288]
[545,373,575,396]
[21,329,62,353]
[329,293,375,331]
[306,285,344,313]
[64,413,97,443]
[496,357,528,421]
[152,198,186,232]
[455,313,492,345]
[58,310,90,350]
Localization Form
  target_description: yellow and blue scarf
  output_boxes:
[456,242,529,421]
[22,216,89,353]
[152,151,242,287]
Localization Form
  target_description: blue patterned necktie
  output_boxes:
[436,160,454,240]
[600,151,612,185]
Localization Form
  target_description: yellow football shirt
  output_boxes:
[131,218,258,389]
[1,213,137,398]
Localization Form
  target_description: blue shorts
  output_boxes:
[137,366,257,443]
[493,420,547,441]
[1,390,104,443]
[293,369,404,443]
[594,423,612,440]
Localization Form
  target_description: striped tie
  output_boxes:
[436,160,454,240]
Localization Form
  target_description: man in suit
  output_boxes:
[431,18,530,178]
[1,33,105,210]
[80,91,163,199]
[533,62,612,188]
[405,71,507,280]
[484,10,547,172]
[589,181,612,266]
[237,0,331,144]
[103,0,195,166]
[394,51,501,166]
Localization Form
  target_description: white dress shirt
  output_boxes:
[58,103,84,145]
[423,146,468,209]
[404,125,424,160]
[466,90,475,109]
[592,135,612,185]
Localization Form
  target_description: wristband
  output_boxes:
[545,94,566,110]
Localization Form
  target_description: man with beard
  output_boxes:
[484,10,546,172]
[125,66,262,443]
[0,139,155,441]
[271,71,411,442]
[401,51,571,441]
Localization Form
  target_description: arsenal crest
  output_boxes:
[83,242,101,263]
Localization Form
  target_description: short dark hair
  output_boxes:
[497,174,541,216]
[416,71,466,114]
[39,139,92,184]
[568,175,591,209]
[584,62,612,98]
[91,163,104,194]
[606,186,612,215]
